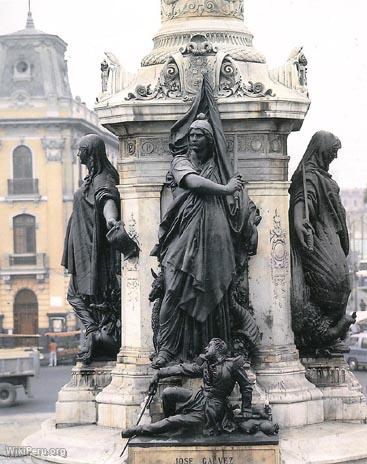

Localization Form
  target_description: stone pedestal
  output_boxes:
[22,419,367,464]
[91,0,352,431]
[247,182,324,426]
[96,183,164,428]
[302,356,367,422]
[128,435,280,464]
[55,361,114,427]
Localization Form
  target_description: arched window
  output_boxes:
[13,145,32,179]
[10,145,38,195]
[13,289,38,334]
[13,214,36,255]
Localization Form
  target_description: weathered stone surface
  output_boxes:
[128,434,279,464]
[160,0,245,22]
[302,357,367,422]
[247,182,324,427]
[55,361,114,426]
[22,420,367,464]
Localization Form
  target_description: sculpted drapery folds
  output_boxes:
[62,134,130,364]
[289,131,355,356]
[151,76,261,368]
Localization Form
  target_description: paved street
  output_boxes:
[0,365,71,458]
[0,365,72,418]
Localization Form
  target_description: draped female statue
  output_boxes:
[62,134,138,364]
[151,76,261,368]
[289,131,356,356]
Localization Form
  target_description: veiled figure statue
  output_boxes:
[62,134,138,364]
[150,76,261,368]
[289,131,356,356]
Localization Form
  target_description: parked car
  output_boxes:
[344,332,367,370]
[0,346,40,407]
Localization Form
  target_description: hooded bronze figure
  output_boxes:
[289,131,356,356]
[62,134,137,364]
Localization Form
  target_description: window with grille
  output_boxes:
[8,146,38,195]
[13,145,32,179]
[13,214,36,254]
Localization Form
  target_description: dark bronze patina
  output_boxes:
[121,338,278,439]
[150,76,261,368]
[62,134,138,364]
[289,131,356,357]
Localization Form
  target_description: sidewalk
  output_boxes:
[0,413,50,464]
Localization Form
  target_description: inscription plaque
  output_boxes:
[129,446,279,464]
[128,435,279,464]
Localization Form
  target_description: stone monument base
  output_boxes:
[128,434,279,464]
[23,420,367,464]
[55,361,115,427]
[302,357,367,422]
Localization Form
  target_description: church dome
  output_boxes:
[0,9,72,101]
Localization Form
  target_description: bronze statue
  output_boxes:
[62,134,138,364]
[121,338,278,438]
[150,76,261,368]
[289,131,356,356]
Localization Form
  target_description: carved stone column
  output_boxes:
[247,181,324,426]
[96,130,172,428]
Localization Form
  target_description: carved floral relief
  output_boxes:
[127,35,273,102]
[161,0,244,22]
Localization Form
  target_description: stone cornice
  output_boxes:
[0,117,118,148]
[97,97,310,135]
[0,31,67,51]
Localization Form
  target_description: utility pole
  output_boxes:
[353,221,359,313]
[362,212,365,260]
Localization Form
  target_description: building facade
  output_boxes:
[0,11,118,336]
[341,188,367,261]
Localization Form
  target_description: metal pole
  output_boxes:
[353,221,358,313]
[362,213,365,260]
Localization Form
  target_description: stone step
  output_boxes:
[22,419,367,464]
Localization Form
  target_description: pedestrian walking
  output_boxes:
[49,338,58,367]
